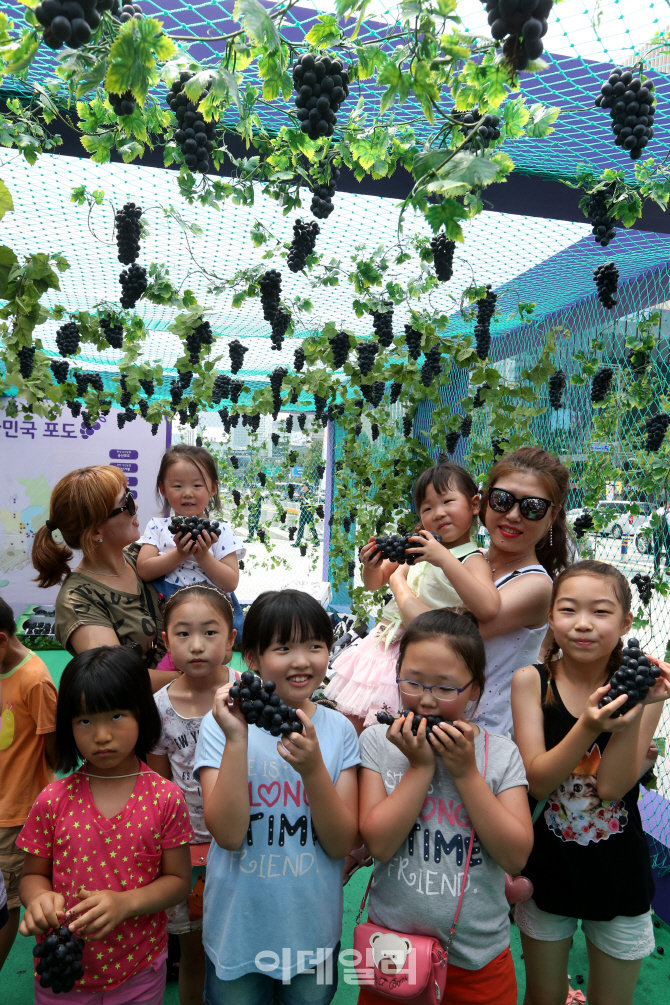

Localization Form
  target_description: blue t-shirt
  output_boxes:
[194,704,360,981]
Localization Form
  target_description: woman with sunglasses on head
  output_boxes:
[32,466,173,692]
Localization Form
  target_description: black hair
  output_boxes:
[398,608,486,708]
[413,462,479,517]
[0,596,16,637]
[156,443,221,513]
[55,646,161,774]
[241,590,333,658]
[163,584,234,634]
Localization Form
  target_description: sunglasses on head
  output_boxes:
[488,487,553,521]
[106,490,137,521]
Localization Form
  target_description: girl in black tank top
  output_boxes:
[511,560,670,1005]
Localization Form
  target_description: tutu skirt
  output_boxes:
[324,623,404,726]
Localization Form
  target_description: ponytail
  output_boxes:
[32,524,74,589]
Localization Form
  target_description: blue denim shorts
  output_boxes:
[203,945,340,1005]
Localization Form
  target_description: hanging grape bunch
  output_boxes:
[167,515,220,542]
[473,383,490,408]
[593,262,619,310]
[431,233,455,282]
[119,263,147,309]
[421,345,442,388]
[632,572,653,606]
[573,510,594,539]
[34,925,85,993]
[404,325,423,360]
[17,346,36,379]
[35,0,108,51]
[109,90,135,117]
[293,54,350,141]
[229,671,305,736]
[586,191,617,247]
[167,72,216,174]
[115,202,142,265]
[645,412,670,451]
[452,106,500,151]
[56,321,80,357]
[259,270,290,350]
[548,369,566,410]
[229,339,249,374]
[328,330,350,369]
[481,0,554,71]
[599,638,660,716]
[50,360,70,384]
[595,67,655,160]
[370,304,394,348]
[446,430,461,454]
[311,167,340,220]
[460,415,473,437]
[269,367,287,414]
[625,346,650,375]
[591,366,614,403]
[372,532,442,566]
[113,1,142,23]
[377,708,453,738]
[212,373,231,405]
[99,316,123,349]
[287,219,320,273]
[357,340,378,377]
[474,286,497,360]
[185,319,213,365]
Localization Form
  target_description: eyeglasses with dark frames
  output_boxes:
[488,487,553,522]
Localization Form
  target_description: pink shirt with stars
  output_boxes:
[17,763,193,993]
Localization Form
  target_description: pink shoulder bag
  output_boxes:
[352,730,489,1004]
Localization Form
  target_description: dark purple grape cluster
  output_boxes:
[185,319,213,365]
[310,167,340,219]
[109,90,135,117]
[453,106,500,150]
[287,219,320,272]
[35,0,106,51]
[587,191,616,247]
[315,504,324,519]
[371,304,393,348]
[599,638,660,716]
[294,345,306,372]
[573,510,593,539]
[431,233,455,282]
[595,67,655,160]
[232,489,241,507]
[405,325,422,360]
[167,514,220,542]
[483,0,553,71]
[390,382,402,405]
[645,412,670,451]
[594,262,619,310]
[119,263,147,309]
[377,709,452,738]
[591,366,614,403]
[328,330,350,369]
[50,359,70,384]
[115,202,142,264]
[259,270,290,350]
[270,367,287,414]
[460,415,472,437]
[170,379,183,407]
[373,532,441,565]
[402,415,412,438]
[475,286,497,360]
[293,54,349,141]
[56,321,80,357]
[69,401,82,417]
[74,371,104,396]
[99,316,123,349]
[34,926,85,993]
[230,671,305,736]
[421,345,442,387]
[473,383,490,408]
[446,430,461,454]
[139,378,154,397]
[548,369,566,410]
[18,346,35,378]
[212,373,231,404]
[297,413,307,431]
[357,340,378,376]
[625,347,650,374]
[168,72,216,174]
[368,381,385,407]
[114,1,141,23]
[258,471,267,487]
[229,339,249,374]
[300,543,307,556]
[632,572,653,606]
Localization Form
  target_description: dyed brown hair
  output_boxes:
[156,443,220,512]
[163,584,234,634]
[32,465,127,589]
[481,446,570,578]
[398,607,486,709]
[543,560,632,705]
[413,462,479,532]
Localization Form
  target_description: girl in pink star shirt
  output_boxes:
[17,646,193,1004]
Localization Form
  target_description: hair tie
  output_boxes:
[45,519,57,532]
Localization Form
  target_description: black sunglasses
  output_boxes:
[488,487,553,521]
[106,490,137,521]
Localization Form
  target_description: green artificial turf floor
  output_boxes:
[2,651,670,1002]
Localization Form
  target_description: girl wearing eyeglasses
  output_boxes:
[358,608,533,1005]
[32,466,169,691]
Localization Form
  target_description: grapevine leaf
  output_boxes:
[105,18,175,105]
[233,0,280,53]
[525,103,560,138]
[0,245,18,298]
[0,180,14,221]
[305,14,343,47]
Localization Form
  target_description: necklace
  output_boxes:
[79,557,128,578]
[486,550,537,575]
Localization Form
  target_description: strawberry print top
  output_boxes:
[17,763,193,992]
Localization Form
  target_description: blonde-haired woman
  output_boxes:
[32,465,172,690]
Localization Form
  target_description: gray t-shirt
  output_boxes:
[359,725,527,971]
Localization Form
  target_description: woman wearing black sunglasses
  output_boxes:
[33,466,172,691]
[472,447,570,736]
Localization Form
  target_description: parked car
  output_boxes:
[566,501,651,540]
[634,515,653,555]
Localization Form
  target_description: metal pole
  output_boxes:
[321,420,335,582]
